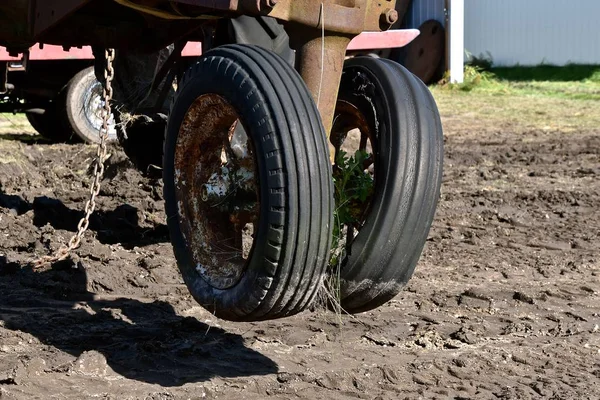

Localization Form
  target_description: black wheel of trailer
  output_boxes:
[328,57,444,314]
[163,44,334,321]
[113,111,167,176]
[26,110,67,142]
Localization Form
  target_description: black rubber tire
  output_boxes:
[25,113,46,136]
[163,44,333,321]
[107,46,175,174]
[26,110,68,142]
[113,111,166,176]
[215,16,295,66]
[335,57,444,314]
[58,67,117,144]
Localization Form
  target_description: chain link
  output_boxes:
[34,49,116,269]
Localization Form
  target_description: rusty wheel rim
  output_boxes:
[174,94,259,290]
[330,99,376,256]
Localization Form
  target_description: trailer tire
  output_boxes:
[58,67,117,144]
[26,110,68,142]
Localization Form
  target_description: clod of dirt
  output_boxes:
[73,351,110,377]
[502,321,534,335]
[25,358,46,377]
[458,288,493,309]
[138,256,162,270]
[450,327,480,345]
[447,366,472,380]
[362,333,396,347]
[408,329,463,350]
[276,372,297,383]
[412,374,435,386]
[513,291,535,304]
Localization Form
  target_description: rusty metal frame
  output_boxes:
[173,0,397,33]
[106,0,399,134]
[266,0,399,135]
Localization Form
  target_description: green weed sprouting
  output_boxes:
[323,148,374,319]
[329,148,374,268]
[438,65,497,92]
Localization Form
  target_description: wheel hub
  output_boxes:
[174,94,259,290]
[84,80,117,140]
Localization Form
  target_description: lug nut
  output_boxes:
[382,9,399,25]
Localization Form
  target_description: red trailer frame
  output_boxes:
[0,29,419,61]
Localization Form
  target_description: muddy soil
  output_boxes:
[0,116,598,399]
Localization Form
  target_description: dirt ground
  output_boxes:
[0,98,599,399]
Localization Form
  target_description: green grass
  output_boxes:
[431,64,600,133]
[438,65,600,101]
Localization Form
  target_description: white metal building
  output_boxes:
[403,0,600,82]
[464,0,600,67]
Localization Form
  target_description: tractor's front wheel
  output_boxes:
[163,45,334,321]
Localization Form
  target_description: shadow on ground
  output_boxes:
[0,132,52,144]
[31,195,169,248]
[0,258,278,386]
[491,64,600,82]
[0,187,169,249]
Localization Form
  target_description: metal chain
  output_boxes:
[34,49,116,269]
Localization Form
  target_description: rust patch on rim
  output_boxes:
[332,99,375,174]
[330,99,376,249]
[174,94,260,289]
